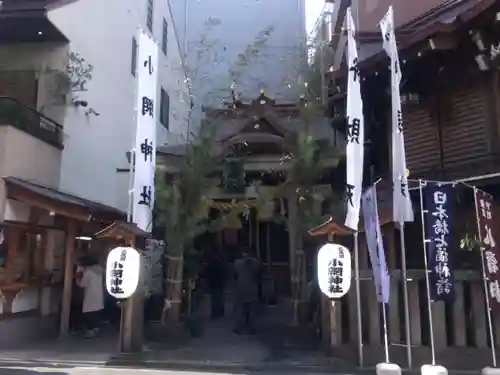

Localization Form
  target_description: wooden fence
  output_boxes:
[323,270,500,370]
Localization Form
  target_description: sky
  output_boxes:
[306,0,327,36]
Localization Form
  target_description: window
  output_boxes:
[160,88,170,129]
[146,0,154,32]
[162,19,168,55]
[131,37,137,76]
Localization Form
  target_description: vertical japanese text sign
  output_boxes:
[362,185,390,303]
[344,7,365,231]
[132,30,159,232]
[317,243,352,299]
[475,189,500,307]
[106,246,141,299]
[379,6,414,223]
[424,183,455,301]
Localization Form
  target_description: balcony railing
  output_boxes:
[0,96,64,149]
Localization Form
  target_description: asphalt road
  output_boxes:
[0,367,344,375]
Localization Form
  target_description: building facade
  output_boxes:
[48,0,190,212]
[0,0,188,346]
[170,0,307,132]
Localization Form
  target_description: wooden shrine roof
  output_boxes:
[309,181,394,237]
[333,0,497,72]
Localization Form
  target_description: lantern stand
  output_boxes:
[94,221,149,353]
[310,194,396,368]
[309,219,363,366]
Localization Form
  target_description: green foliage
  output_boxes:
[285,103,328,233]
[155,124,221,251]
[459,222,480,252]
[222,159,246,193]
[68,52,93,93]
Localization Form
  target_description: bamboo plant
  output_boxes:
[284,104,328,324]
[155,124,223,324]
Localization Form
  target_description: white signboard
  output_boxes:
[344,7,365,230]
[132,29,159,233]
[379,6,414,223]
[317,243,352,299]
[106,246,141,299]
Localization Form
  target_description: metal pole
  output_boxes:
[127,150,136,223]
[382,302,390,363]
[399,223,412,369]
[418,179,436,365]
[354,232,364,367]
[473,187,497,367]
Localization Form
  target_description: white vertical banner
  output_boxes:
[345,7,365,231]
[379,7,414,223]
[362,185,390,303]
[132,29,159,232]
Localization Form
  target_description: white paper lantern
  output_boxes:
[106,246,141,299]
[317,243,352,299]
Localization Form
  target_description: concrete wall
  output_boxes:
[0,42,69,124]
[0,126,62,219]
[156,0,191,147]
[48,0,189,212]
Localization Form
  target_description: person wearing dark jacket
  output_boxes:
[233,247,261,334]
[205,251,227,319]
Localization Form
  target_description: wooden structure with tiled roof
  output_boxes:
[157,92,345,324]
[320,0,500,369]
[0,175,126,342]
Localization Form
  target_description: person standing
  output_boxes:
[77,256,105,338]
[233,247,261,334]
[206,250,227,319]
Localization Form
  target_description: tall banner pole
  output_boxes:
[353,231,364,367]
[381,301,389,363]
[345,6,365,367]
[362,184,391,363]
[399,223,412,369]
[127,149,136,223]
[344,7,365,232]
[473,187,497,368]
[380,6,415,369]
[418,180,436,365]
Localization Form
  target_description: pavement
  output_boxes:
[0,297,485,375]
[0,298,350,373]
[0,366,357,375]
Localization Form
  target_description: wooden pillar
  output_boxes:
[452,281,466,346]
[326,233,342,348]
[40,230,54,315]
[2,227,21,315]
[408,281,422,345]
[287,190,299,324]
[120,236,143,353]
[384,224,397,270]
[60,219,77,336]
[471,282,488,348]
[5,227,20,285]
